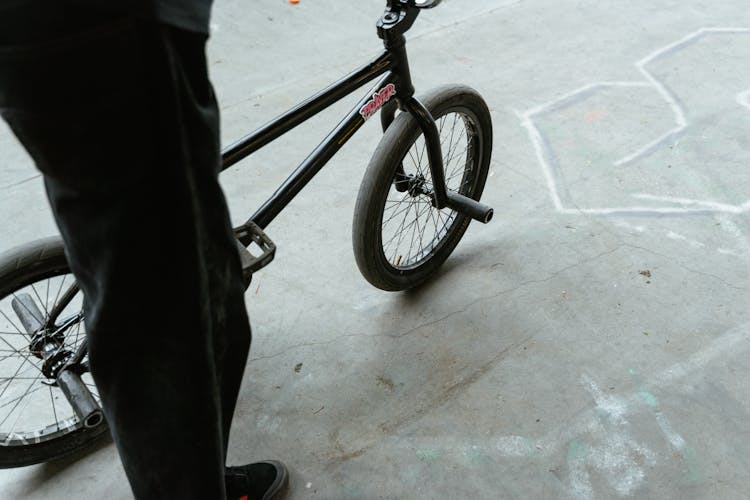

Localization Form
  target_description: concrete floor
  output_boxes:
[2,0,750,498]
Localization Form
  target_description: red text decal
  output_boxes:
[359,84,397,120]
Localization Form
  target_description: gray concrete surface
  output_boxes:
[2,0,750,498]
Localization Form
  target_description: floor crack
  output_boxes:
[251,246,620,362]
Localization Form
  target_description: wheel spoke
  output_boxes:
[444,114,459,171]
[30,284,49,319]
[405,201,431,264]
[0,372,41,428]
[427,202,444,243]
[0,329,41,378]
[49,385,59,432]
[46,278,80,328]
[416,138,427,178]
[7,382,42,438]
[413,202,429,262]
[446,145,469,179]
[0,310,26,338]
[0,356,35,403]
[384,198,414,258]
[445,140,468,177]
[70,314,84,349]
[45,280,50,320]
[388,205,421,261]
[407,149,420,173]
[51,275,67,314]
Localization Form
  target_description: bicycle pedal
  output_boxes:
[234,222,276,283]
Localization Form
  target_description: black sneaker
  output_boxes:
[225,460,289,500]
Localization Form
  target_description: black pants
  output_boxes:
[0,5,251,499]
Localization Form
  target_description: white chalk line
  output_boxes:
[718,247,744,257]
[654,412,687,451]
[615,221,646,233]
[518,114,564,210]
[523,82,652,117]
[558,206,746,216]
[666,231,706,248]
[520,27,750,216]
[632,193,750,212]
[737,88,750,110]
[618,28,750,166]
[716,214,750,257]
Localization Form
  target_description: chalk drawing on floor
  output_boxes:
[520,28,750,216]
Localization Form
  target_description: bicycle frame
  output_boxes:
[221,50,404,233]
[224,2,492,247]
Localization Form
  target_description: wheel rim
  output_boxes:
[381,109,480,270]
[0,270,98,447]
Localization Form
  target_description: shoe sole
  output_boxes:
[260,460,289,500]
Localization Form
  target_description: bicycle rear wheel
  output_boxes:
[0,237,108,468]
[353,85,493,291]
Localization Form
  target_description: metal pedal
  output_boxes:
[234,221,276,285]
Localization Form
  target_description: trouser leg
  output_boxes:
[0,6,252,499]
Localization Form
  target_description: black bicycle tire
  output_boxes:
[352,85,493,291]
[0,237,109,469]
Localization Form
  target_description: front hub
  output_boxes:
[407,173,428,197]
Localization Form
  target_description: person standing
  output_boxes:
[0,1,288,498]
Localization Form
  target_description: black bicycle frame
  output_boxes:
[222,52,395,230]
[223,5,492,246]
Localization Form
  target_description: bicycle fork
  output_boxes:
[382,97,494,224]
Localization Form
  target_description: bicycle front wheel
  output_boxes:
[0,237,108,468]
[353,85,493,291]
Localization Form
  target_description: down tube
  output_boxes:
[249,73,397,230]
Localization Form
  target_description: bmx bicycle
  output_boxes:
[0,0,493,467]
